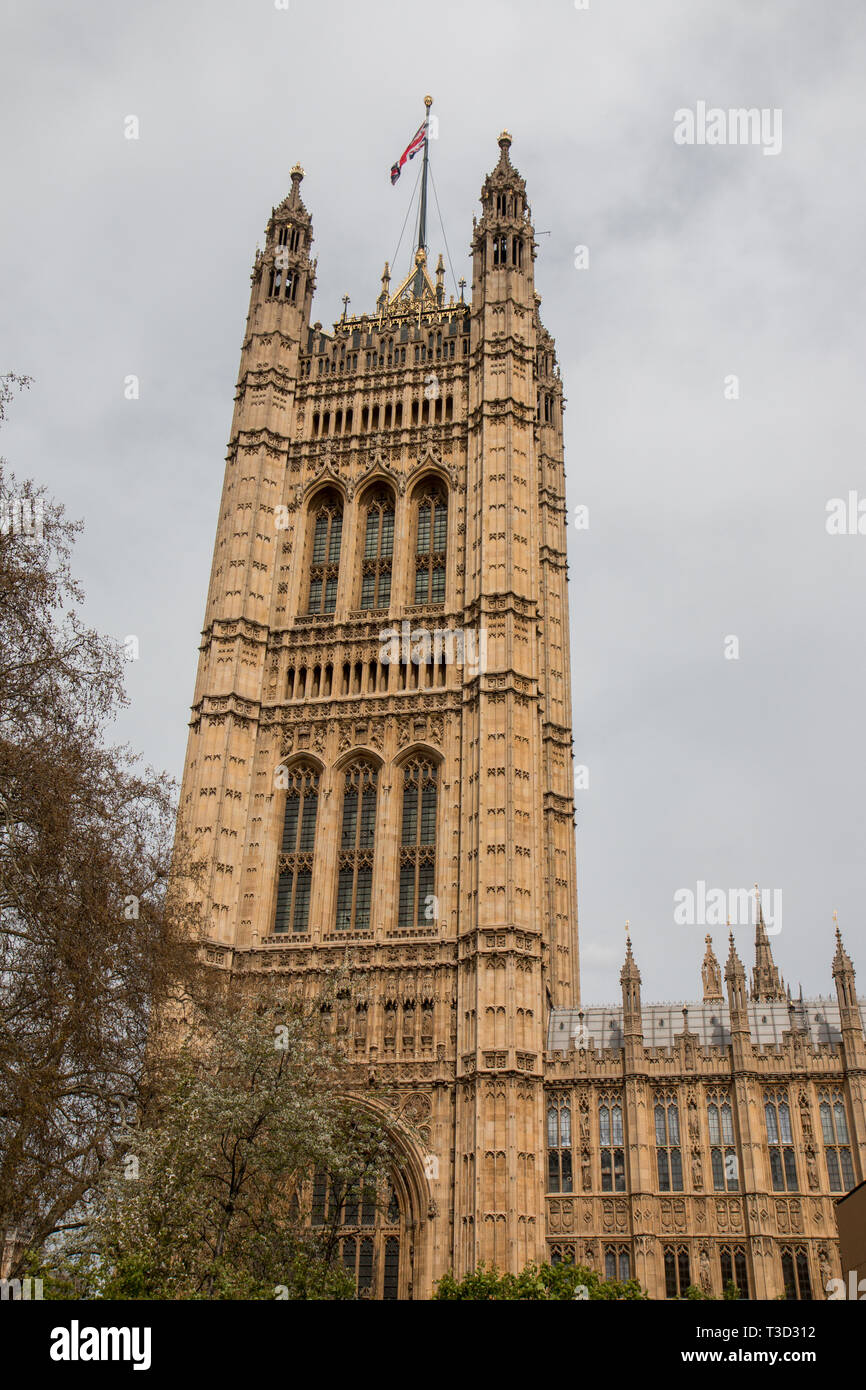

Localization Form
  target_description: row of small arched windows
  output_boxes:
[286,652,449,701]
[311,396,453,436]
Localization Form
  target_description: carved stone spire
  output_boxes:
[750,885,785,1002]
[701,934,723,1002]
[377,261,390,315]
[832,915,861,1035]
[288,162,306,210]
[725,933,748,1021]
[620,931,642,1032]
[476,130,530,237]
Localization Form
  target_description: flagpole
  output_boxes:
[417,94,433,255]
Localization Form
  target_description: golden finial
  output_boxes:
[424,94,433,109]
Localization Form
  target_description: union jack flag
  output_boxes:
[390,121,426,184]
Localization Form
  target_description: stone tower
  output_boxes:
[176,130,579,1295]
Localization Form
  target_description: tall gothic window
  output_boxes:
[359,490,394,610]
[336,762,377,932]
[547,1094,573,1194]
[398,758,437,930]
[780,1246,812,1301]
[719,1244,750,1299]
[819,1089,855,1192]
[307,491,343,614]
[663,1245,691,1299]
[654,1093,683,1192]
[310,1172,403,1300]
[604,1245,631,1281]
[414,485,447,604]
[599,1094,625,1192]
[273,765,318,934]
[765,1090,798,1192]
[707,1092,739,1192]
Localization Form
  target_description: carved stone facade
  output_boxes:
[176,137,865,1299]
[546,925,866,1298]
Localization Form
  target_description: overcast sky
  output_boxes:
[3,0,865,1005]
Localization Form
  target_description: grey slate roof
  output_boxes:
[547,997,866,1053]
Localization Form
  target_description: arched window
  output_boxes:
[307,491,343,614]
[663,1245,691,1299]
[780,1246,812,1300]
[654,1092,683,1192]
[599,1093,625,1192]
[414,485,447,604]
[398,758,437,930]
[336,762,377,932]
[274,764,318,934]
[819,1088,855,1191]
[604,1245,631,1281]
[310,1171,404,1299]
[546,1093,572,1194]
[707,1091,739,1192]
[360,489,394,610]
[764,1089,798,1192]
[719,1244,749,1299]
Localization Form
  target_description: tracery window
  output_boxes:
[307,492,343,614]
[663,1244,691,1299]
[414,485,447,604]
[359,490,394,610]
[719,1244,750,1299]
[273,764,318,934]
[654,1092,683,1192]
[598,1094,625,1192]
[765,1090,798,1192]
[310,1172,403,1300]
[336,762,377,932]
[604,1245,631,1281]
[549,1243,576,1267]
[547,1093,573,1194]
[707,1091,739,1192]
[819,1088,855,1192]
[780,1246,812,1301]
[398,758,437,930]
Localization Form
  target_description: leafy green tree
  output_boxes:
[38,981,400,1300]
[0,375,201,1279]
[434,1260,647,1301]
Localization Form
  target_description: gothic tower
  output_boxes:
[176,130,580,1294]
